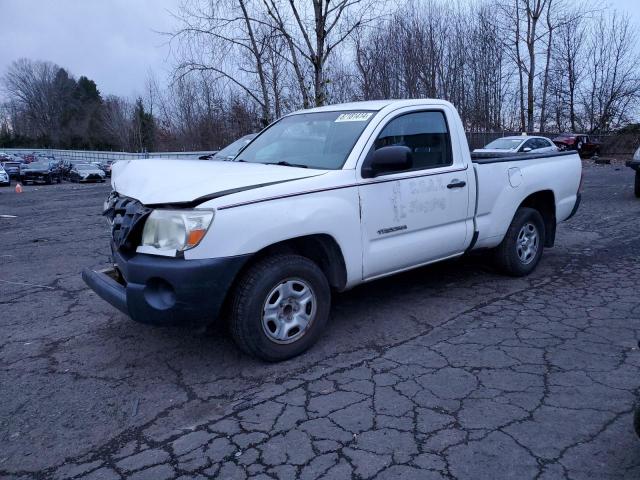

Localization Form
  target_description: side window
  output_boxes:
[374,111,452,171]
[532,138,548,150]
[521,139,536,151]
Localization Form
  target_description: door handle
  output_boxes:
[447,180,466,189]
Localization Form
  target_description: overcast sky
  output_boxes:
[0,0,637,99]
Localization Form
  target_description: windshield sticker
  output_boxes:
[335,112,373,122]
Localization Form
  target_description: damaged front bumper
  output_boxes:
[82,250,251,328]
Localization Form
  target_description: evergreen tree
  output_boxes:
[133,97,155,152]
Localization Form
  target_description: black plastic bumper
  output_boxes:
[82,252,251,328]
[566,193,581,220]
[626,160,640,171]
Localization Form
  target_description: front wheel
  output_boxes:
[229,254,330,361]
[635,171,640,198]
[494,207,545,277]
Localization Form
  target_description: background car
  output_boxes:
[0,165,10,187]
[68,163,106,183]
[626,145,640,198]
[20,160,63,184]
[552,134,601,157]
[1,161,22,180]
[91,161,113,177]
[199,133,257,160]
[473,135,558,155]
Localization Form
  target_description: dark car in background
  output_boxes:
[1,161,22,180]
[68,163,106,183]
[552,134,601,157]
[626,146,640,198]
[199,133,257,160]
[20,161,63,184]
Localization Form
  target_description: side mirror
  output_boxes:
[362,146,413,178]
[522,147,532,153]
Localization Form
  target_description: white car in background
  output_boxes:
[0,164,10,187]
[474,136,558,155]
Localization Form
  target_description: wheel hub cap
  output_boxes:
[262,279,316,344]
[516,222,539,265]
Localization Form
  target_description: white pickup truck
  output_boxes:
[83,99,582,361]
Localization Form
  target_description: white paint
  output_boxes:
[112,99,581,290]
[508,167,523,188]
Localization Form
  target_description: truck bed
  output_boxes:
[471,151,577,163]
[470,150,577,163]
[470,150,582,250]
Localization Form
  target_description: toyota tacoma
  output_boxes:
[83,99,582,361]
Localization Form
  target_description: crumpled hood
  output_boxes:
[111,158,327,205]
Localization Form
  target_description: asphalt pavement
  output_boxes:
[1,162,639,479]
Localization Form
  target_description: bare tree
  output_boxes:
[581,12,640,132]
[259,0,378,107]
[170,0,274,126]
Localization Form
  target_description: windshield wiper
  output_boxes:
[271,161,308,168]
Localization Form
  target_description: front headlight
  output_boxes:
[138,209,214,255]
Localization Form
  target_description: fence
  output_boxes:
[2,132,639,161]
[0,148,215,163]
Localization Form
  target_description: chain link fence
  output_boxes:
[0,148,216,163]
[2,132,639,162]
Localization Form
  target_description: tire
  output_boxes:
[229,254,331,362]
[635,171,640,198]
[494,207,546,277]
[45,175,52,185]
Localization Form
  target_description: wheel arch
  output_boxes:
[518,190,556,247]
[237,233,348,292]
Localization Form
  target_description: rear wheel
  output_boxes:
[635,171,640,198]
[229,254,330,361]
[494,207,545,277]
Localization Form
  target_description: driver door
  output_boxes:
[358,109,472,280]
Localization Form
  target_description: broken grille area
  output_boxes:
[104,193,151,251]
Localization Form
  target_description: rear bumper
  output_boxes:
[566,193,581,220]
[82,251,251,328]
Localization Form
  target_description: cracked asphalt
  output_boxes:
[1,162,639,479]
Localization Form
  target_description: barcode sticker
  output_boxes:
[335,112,373,122]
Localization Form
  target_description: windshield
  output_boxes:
[483,138,524,150]
[214,134,257,160]
[26,162,49,169]
[76,164,94,170]
[236,111,375,169]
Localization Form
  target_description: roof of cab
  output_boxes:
[289,99,452,115]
